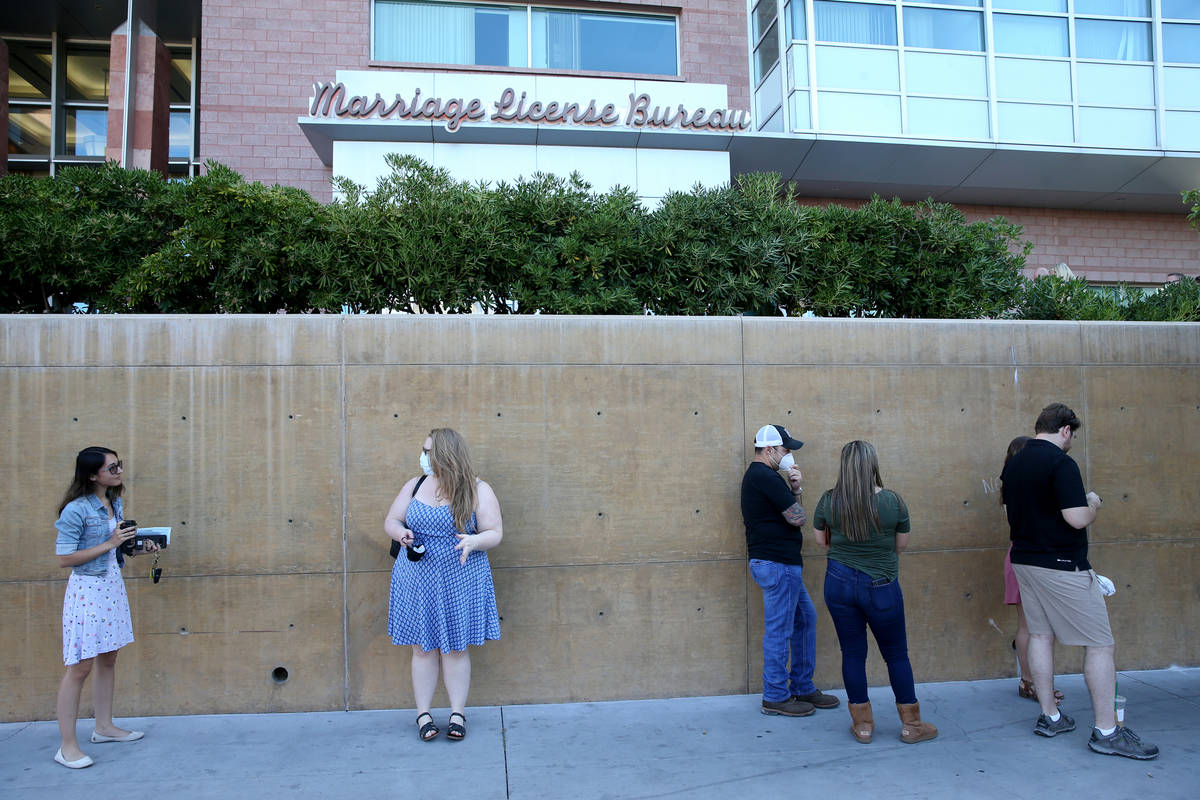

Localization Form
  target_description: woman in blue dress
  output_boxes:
[384,428,502,742]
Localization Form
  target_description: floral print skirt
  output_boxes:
[62,551,134,666]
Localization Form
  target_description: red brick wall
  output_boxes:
[200,0,751,202]
[796,197,1200,285]
[961,205,1200,285]
[200,0,370,200]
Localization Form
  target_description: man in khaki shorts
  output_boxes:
[1001,403,1158,760]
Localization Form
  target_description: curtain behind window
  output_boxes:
[375,1,474,64]
[814,1,897,45]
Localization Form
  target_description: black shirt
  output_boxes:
[741,461,803,565]
[1001,438,1091,571]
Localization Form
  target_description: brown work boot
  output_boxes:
[762,696,815,716]
[896,702,938,743]
[793,690,840,709]
[848,702,874,743]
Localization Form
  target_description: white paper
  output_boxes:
[139,526,172,545]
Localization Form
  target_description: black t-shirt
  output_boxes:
[741,461,803,565]
[1001,438,1090,571]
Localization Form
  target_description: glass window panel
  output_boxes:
[916,0,982,6]
[1163,0,1200,20]
[374,1,526,67]
[64,108,108,156]
[754,0,777,41]
[756,20,781,82]
[903,8,983,51]
[992,0,1066,10]
[65,47,111,101]
[1076,19,1151,61]
[814,1,897,45]
[994,14,1068,56]
[789,0,807,39]
[6,40,53,100]
[8,107,52,155]
[1074,0,1149,16]
[533,10,677,75]
[1163,23,1200,62]
[169,52,192,104]
[169,111,191,159]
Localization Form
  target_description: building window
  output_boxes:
[4,35,199,176]
[1163,0,1200,18]
[373,0,678,76]
[787,0,808,39]
[753,0,781,84]
[1163,23,1200,62]
[62,43,109,157]
[903,7,984,51]
[814,1,898,46]
[1075,19,1152,60]
[6,40,52,159]
[993,0,1065,9]
[994,14,1069,57]
[1074,0,1149,16]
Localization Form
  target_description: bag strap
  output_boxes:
[405,474,428,525]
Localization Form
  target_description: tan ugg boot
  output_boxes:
[897,702,938,744]
[848,702,874,743]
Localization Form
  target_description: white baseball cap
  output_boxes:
[754,424,804,449]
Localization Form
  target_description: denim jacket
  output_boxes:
[55,494,124,576]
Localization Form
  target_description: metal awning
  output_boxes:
[298,117,1200,214]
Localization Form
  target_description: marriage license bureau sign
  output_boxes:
[309,80,752,134]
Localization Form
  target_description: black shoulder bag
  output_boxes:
[389,475,428,559]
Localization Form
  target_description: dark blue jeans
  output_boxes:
[823,558,917,705]
[749,559,817,702]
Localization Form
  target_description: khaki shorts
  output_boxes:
[1011,563,1115,647]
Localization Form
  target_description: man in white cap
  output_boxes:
[741,424,839,717]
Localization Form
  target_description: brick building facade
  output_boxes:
[4,0,1199,284]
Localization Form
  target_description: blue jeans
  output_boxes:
[749,559,817,702]
[822,558,917,705]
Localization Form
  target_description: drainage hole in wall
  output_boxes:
[272,667,289,684]
[179,627,189,635]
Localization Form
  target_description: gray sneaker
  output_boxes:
[1088,726,1159,760]
[1034,712,1076,737]
[762,697,815,717]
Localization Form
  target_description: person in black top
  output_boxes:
[1001,403,1157,759]
[741,424,839,717]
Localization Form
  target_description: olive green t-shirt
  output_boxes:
[813,489,910,581]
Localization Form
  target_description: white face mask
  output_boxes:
[419,452,433,477]
[777,452,796,471]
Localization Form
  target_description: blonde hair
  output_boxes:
[830,440,885,543]
[429,428,478,533]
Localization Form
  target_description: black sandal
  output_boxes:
[447,712,466,741]
[416,712,440,741]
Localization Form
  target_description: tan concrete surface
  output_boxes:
[2,315,1196,721]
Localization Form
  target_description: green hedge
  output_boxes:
[1,157,1196,320]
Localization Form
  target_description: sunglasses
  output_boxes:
[104,461,125,476]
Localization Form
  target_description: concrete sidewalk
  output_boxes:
[2,667,1196,799]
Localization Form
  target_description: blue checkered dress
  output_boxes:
[388,499,501,653]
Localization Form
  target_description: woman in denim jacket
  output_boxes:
[52,446,155,769]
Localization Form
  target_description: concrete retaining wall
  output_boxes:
[2,315,1197,721]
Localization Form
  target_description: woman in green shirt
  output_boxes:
[813,440,937,746]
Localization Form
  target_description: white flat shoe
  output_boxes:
[91,730,144,743]
[54,748,94,769]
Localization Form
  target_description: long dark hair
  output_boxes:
[58,446,123,514]
[999,435,1032,506]
[830,440,886,543]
